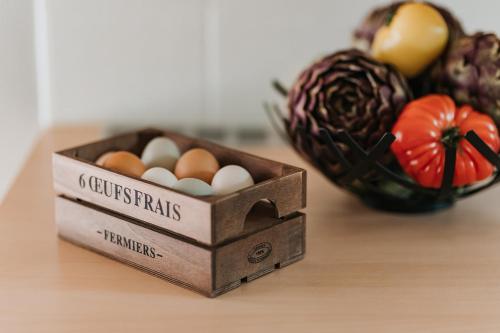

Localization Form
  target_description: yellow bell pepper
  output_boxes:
[372,2,449,78]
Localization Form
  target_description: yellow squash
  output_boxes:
[372,2,449,78]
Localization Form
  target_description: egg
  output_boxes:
[95,151,115,166]
[141,167,177,187]
[141,137,180,171]
[103,151,146,178]
[173,178,214,196]
[211,165,254,195]
[174,148,220,183]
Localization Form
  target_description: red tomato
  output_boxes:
[391,95,500,188]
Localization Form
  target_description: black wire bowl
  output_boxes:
[266,93,500,214]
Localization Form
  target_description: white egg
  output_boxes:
[173,178,214,196]
[211,165,254,195]
[141,167,177,188]
[141,137,180,171]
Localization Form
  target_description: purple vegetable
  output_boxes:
[287,49,412,179]
[437,33,500,126]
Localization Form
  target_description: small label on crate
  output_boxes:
[78,173,181,222]
[97,229,163,259]
[248,242,272,263]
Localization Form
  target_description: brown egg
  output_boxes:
[95,151,115,166]
[174,148,220,183]
[103,151,146,178]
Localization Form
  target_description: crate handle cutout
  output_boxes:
[240,199,280,234]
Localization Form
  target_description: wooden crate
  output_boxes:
[52,128,307,296]
[56,196,305,297]
[53,128,306,245]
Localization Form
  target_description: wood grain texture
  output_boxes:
[55,196,305,297]
[56,196,213,294]
[214,213,305,290]
[53,128,306,245]
[4,126,500,332]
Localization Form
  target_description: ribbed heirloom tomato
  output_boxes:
[391,95,500,188]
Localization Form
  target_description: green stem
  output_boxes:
[385,10,396,26]
[441,127,462,148]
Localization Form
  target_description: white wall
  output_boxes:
[2,0,500,200]
[39,0,383,129]
[41,0,205,127]
[0,0,38,201]
[38,0,500,128]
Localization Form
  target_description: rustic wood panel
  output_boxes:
[55,196,213,294]
[55,196,305,297]
[213,169,306,243]
[214,212,305,291]
[53,153,213,244]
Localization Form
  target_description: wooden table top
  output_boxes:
[2,126,500,332]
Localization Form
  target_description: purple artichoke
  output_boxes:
[436,33,500,125]
[287,49,412,179]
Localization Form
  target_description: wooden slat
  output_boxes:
[214,213,305,290]
[55,196,305,297]
[55,196,213,294]
[53,154,213,244]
